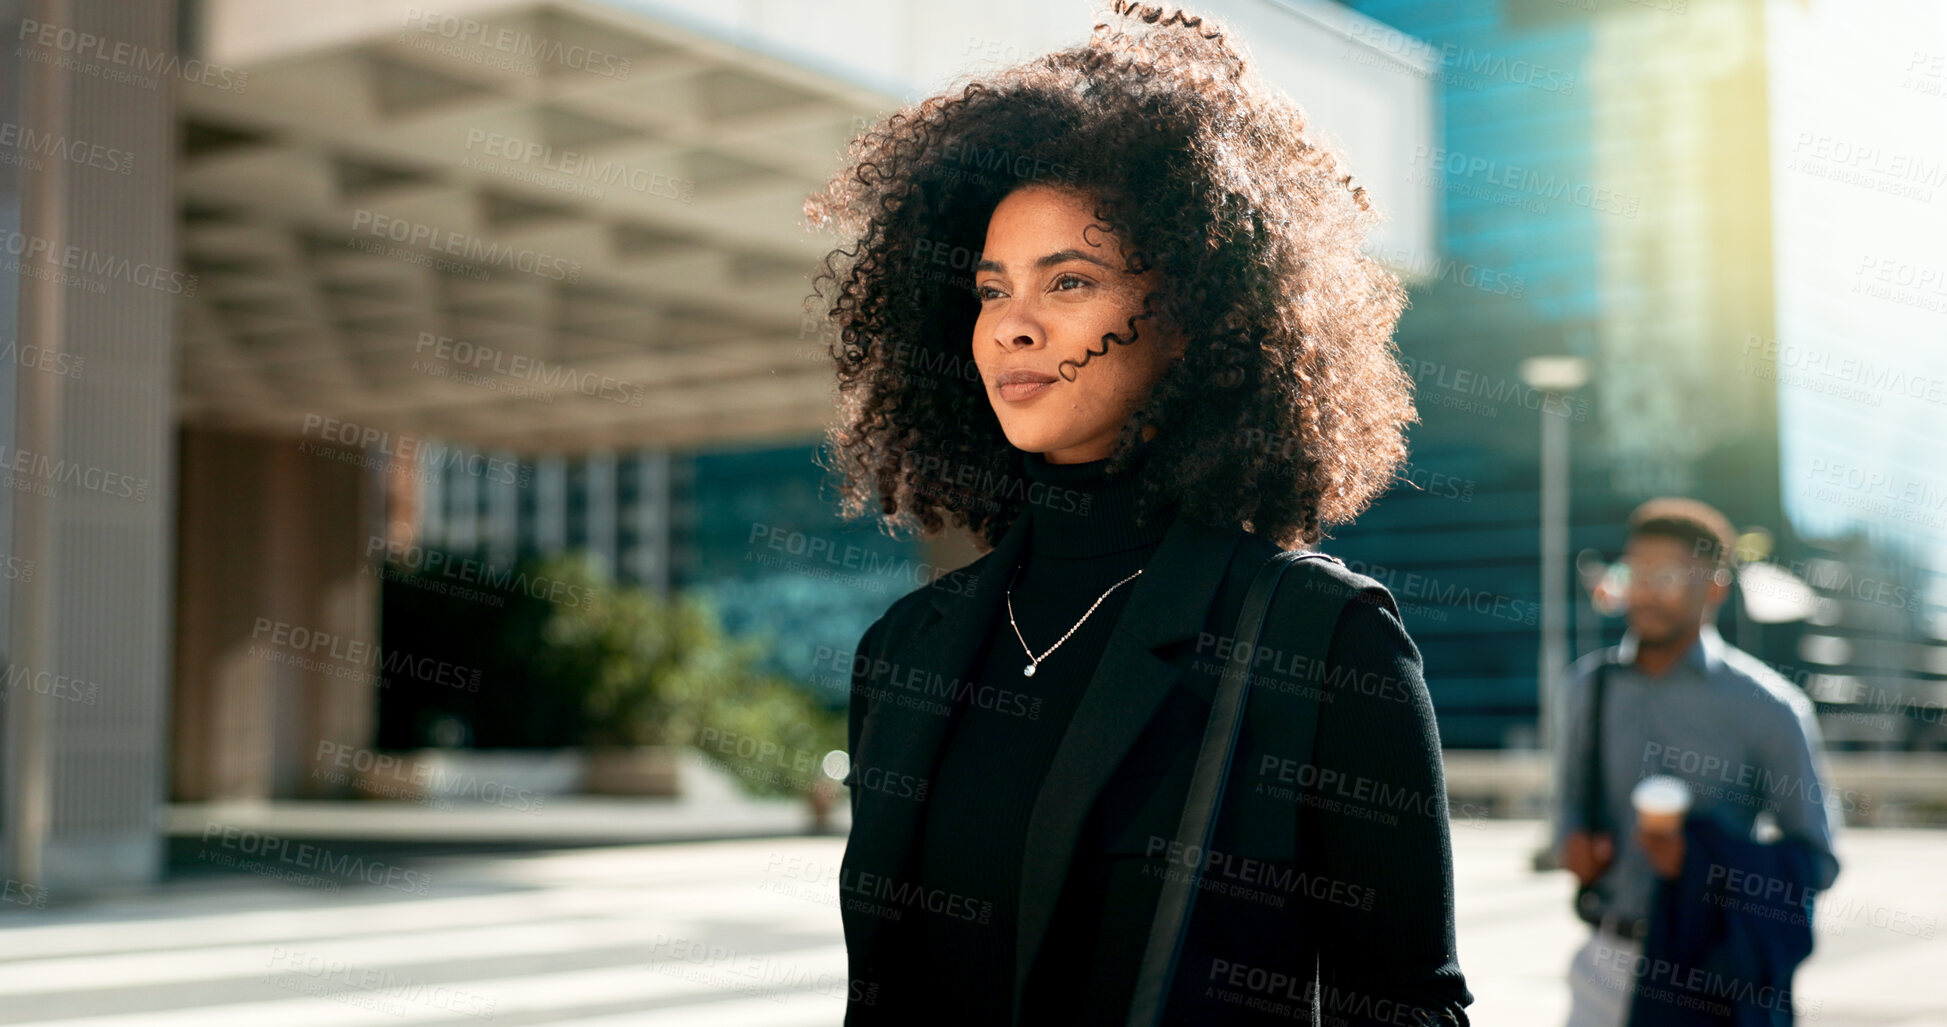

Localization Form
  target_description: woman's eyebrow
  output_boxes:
[974,248,1115,274]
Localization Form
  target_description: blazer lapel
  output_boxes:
[843,508,1031,964]
[1011,516,1239,1023]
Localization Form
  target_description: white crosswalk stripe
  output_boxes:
[0,838,857,1027]
[9,950,852,1027]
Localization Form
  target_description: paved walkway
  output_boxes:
[0,822,1940,1025]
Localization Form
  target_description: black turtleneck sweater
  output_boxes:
[906,446,1178,1023]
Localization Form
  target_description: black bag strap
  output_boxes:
[1573,656,1616,925]
[1581,659,1613,834]
[1124,549,1352,1027]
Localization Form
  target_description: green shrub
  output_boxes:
[527,554,844,797]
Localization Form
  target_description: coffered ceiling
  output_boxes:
[177,2,877,452]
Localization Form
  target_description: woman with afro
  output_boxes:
[804,3,1472,1024]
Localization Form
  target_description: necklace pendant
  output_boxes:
[1022,662,1036,677]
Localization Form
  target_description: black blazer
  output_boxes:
[838,510,1472,1026]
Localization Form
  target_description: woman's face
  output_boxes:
[971,184,1184,465]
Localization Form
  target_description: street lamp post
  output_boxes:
[1518,355,1589,859]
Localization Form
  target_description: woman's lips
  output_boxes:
[998,380,1055,402]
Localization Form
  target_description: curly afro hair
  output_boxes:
[803,0,1415,552]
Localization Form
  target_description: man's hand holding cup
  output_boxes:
[1632,775,1692,879]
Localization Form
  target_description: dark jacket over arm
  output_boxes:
[1628,816,1820,1027]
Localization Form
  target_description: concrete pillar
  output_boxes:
[170,429,380,803]
[0,0,181,891]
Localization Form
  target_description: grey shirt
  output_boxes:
[1552,625,1842,925]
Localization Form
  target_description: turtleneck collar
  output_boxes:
[1019,445,1178,558]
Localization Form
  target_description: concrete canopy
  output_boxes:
[177,1,879,453]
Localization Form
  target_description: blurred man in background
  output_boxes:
[1553,498,1841,1026]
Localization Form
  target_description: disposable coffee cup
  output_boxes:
[1632,775,1691,835]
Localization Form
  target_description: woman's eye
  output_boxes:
[975,285,1002,301]
[1053,273,1089,291]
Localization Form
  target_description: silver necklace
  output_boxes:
[1005,565,1143,677]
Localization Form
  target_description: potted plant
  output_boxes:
[529,556,705,796]
[527,555,848,812]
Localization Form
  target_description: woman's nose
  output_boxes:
[991,312,1040,351]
